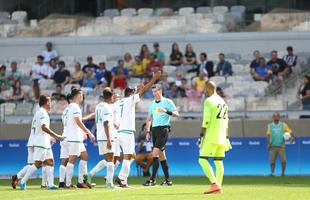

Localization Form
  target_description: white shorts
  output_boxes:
[60,141,69,159]
[33,147,53,162]
[98,141,116,155]
[118,134,135,155]
[114,139,121,157]
[68,142,86,156]
[27,146,34,164]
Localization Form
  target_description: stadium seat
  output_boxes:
[0,102,16,115]
[164,65,177,76]
[178,7,194,16]
[21,85,31,94]
[103,9,120,18]
[39,79,54,90]
[0,11,10,22]
[59,56,74,67]
[64,84,80,94]
[121,8,137,17]
[213,6,229,14]
[137,8,154,16]
[210,76,226,85]
[230,6,246,23]
[8,57,25,64]
[196,7,212,15]
[14,102,33,115]
[155,8,174,16]
[112,16,131,35]
[11,11,27,25]
[92,55,107,64]
[25,56,37,65]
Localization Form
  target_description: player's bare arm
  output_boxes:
[103,120,112,149]
[139,71,162,97]
[75,117,95,142]
[41,124,64,141]
[145,116,153,141]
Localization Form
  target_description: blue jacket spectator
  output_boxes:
[216,53,233,76]
[253,57,273,82]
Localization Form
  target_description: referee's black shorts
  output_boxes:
[152,126,170,151]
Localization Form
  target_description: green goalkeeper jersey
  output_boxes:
[202,94,228,146]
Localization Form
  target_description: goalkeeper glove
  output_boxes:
[198,133,204,148]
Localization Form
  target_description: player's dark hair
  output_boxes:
[39,94,50,107]
[304,75,310,82]
[103,88,113,100]
[124,87,135,97]
[71,88,82,99]
[287,46,293,51]
[66,93,72,104]
[271,50,277,54]
[253,50,260,55]
[37,55,44,60]
[219,53,225,57]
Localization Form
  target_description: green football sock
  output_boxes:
[198,158,217,184]
[214,160,224,186]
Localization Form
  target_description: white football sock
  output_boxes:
[41,166,47,186]
[46,166,55,187]
[78,160,87,184]
[106,162,115,184]
[59,165,66,182]
[114,160,120,170]
[118,159,132,184]
[20,165,37,184]
[17,165,30,179]
[66,163,74,187]
[90,160,107,176]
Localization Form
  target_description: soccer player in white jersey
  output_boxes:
[65,88,95,189]
[114,71,162,187]
[58,94,73,188]
[90,87,117,188]
[18,94,64,190]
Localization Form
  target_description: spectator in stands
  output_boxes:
[153,42,165,64]
[178,78,189,98]
[175,72,183,87]
[166,82,178,99]
[160,72,170,97]
[297,75,310,110]
[145,54,163,77]
[139,44,150,60]
[95,62,111,86]
[111,60,129,90]
[142,52,151,71]
[266,112,292,176]
[48,58,58,79]
[216,87,226,101]
[132,56,145,78]
[283,46,298,71]
[252,57,273,82]
[184,43,197,66]
[192,72,208,98]
[0,83,10,104]
[41,42,58,63]
[83,69,97,89]
[0,65,10,90]
[54,61,70,85]
[7,62,22,86]
[7,80,24,102]
[169,42,183,66]
[124,52,134,70]
[51,84,66,101]
[82,56,98,73]
[267,50,289,81]
[216,53,233,76]
[30,55,49,99]
[250,50,261,75]
[136,123,153,177]
[70,62,84,86]
[188,53,214,78]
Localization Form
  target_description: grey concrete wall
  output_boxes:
[1,119,309,140]
[1,32,310,59]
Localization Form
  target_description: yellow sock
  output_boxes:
[214,160,224,186]
[198,158,217,184]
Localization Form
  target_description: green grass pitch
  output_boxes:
[1,176,309,200]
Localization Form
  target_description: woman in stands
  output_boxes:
[184,43,197,66]
[139,44,150,60]
[169,42,183,66]
[8,80,24,102]
[297,75,310,110]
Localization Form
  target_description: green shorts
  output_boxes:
[200,142,226,158]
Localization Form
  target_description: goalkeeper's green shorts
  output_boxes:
[200,143,226,158]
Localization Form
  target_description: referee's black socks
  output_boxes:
[160,160,170,180]
[151,157,159,180]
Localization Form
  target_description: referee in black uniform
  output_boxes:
[143,84,179,186]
